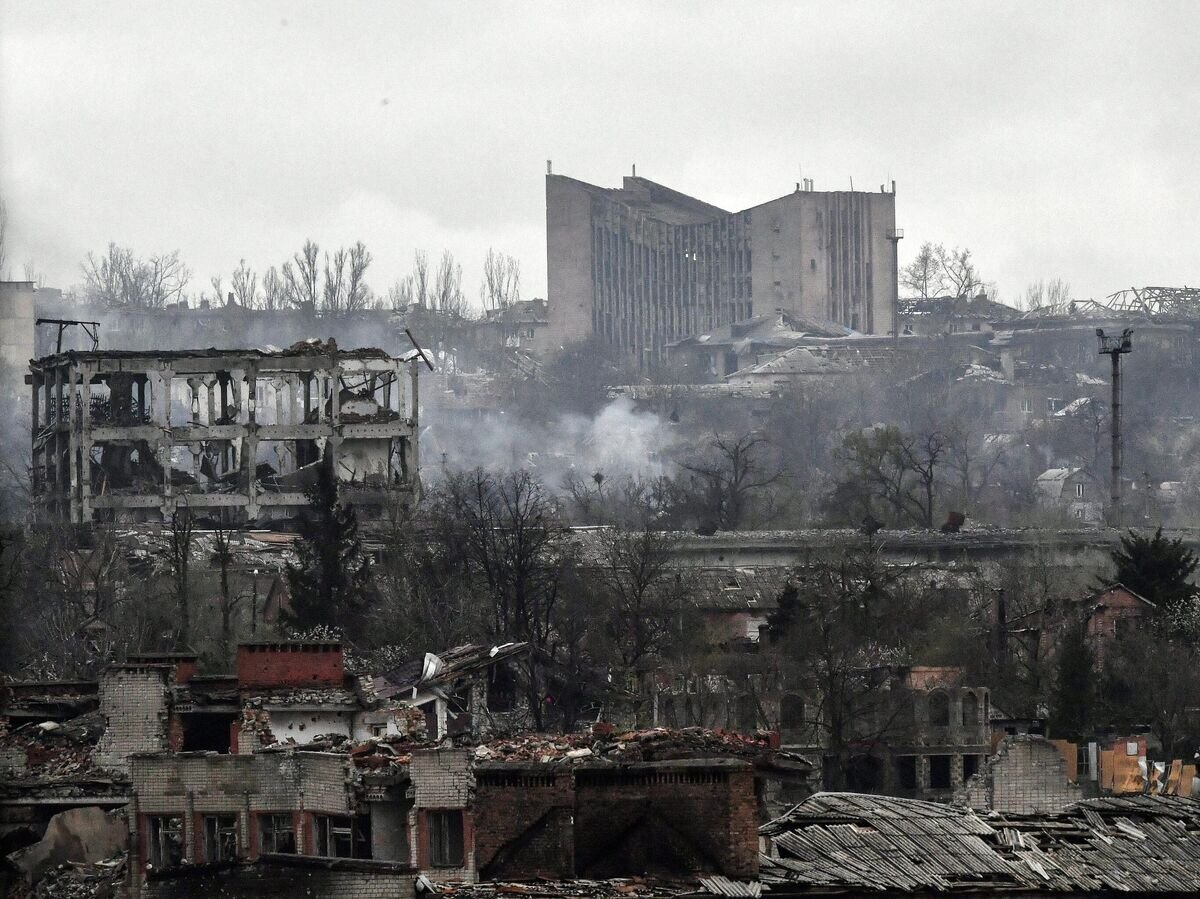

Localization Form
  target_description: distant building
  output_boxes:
[546,171,900,365]
[898,293,1020,337]
[1035,467,1103,523]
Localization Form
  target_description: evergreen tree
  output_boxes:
[283,450,372,635]
[1051,622,1094,740]
[1109,527,1198,633]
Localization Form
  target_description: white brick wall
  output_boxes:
[95,667,171,773]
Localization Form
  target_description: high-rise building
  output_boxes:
[545,171,899,364]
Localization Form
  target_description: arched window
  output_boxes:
[929,691,950,727]
[962,691,979,727]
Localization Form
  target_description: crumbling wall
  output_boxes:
[94,666,171,772]
[131,751,352,818]
[474,767,574,880]
[409,748,474,882]
[573,761,758,879]
[141,855,416,899]
[958,735,1082,814]
[236,643,344,688]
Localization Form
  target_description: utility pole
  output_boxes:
[1097,328,1133,526]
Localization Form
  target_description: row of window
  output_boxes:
[147,810,466,870]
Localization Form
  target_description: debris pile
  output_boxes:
[427,877,688,899]
[0,713,107,780]
[10,855,126,899]
[475,725,811,771]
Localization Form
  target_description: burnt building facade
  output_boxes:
[28,341,421,524]
[546,171,899,363]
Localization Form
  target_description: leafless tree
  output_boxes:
[231,259,258,308]
[261,266,285,311]
[82,244,191,309]
[1023,278,1072,311]
[412,250,430,307]
[935,245,981,298]
[901,242,945,299]
[345,241,372,312]
[433,249,469,317]
[209,275,223,307]
[387,276,414,311]
[681,433,782,529]
[481,248,521,311]
[283,239,321,312]
[322,247,347,314]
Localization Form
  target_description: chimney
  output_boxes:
[632,163,637,177]
[546,159,552,175]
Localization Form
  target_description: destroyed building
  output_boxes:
[755,791,1200,895]
[546,171,900,362]
[28,340,422,525]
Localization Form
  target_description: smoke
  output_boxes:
[422,396,680,490]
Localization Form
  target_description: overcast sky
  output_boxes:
[2,1,1198,308]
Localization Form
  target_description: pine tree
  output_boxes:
[283,450,372,634]
[1109,527,1198,629]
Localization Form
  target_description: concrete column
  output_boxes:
[80,369,93,522]
[184,791,197,862]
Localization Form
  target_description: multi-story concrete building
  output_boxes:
[546,171,900,364]
[29,341,422,524]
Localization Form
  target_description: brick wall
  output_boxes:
[95,666,171,772]
[410,749,475,882]
[574,761,757,880]
[958,735,1082,814]
[131,750,352,817]
[142,855,415,899]
[236,643,344,688]
[474,767,574,879]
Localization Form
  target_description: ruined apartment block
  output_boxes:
[28,341,421,524]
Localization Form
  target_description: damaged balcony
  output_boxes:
[27,338,423,524]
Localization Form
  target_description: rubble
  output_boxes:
[426,878,689,899]
[475,725,812,772]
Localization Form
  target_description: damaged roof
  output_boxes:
[373,642,531,700]
[758,792,1200,894]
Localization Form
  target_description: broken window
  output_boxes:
[203,814,238,863]
[315,815,354,858]
[895,756,918,791]
[929,691,950,727]
[963,754,981,781]
[929,755,952,789]
[148,816,184,869]
[487,663,517,713]
[961,692,979,727]
[258,813,296,854]
[428,810,465,868]
[181,712,234,753]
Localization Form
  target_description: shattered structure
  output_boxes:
[28,340,422,524]
[757,791,1200,894]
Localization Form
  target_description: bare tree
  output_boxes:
[345,241,372,312]
[82,244,191,309]
[901,242,945,299]
[261,266,285,311]
[935,245,981,298]
[1024,278,1072,311]
[681,432,782,529]
[322,247,347,314]
[412,250,430,307]
[481,248,521,311]
[433,249,469,316]
[231,259,258,308]
[387,276,414,311]
[283,240,321,312]
[209,275,223,307]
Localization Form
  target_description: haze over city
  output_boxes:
[3,1,1199,302]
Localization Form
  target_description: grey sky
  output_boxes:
[2,1,1198,308]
